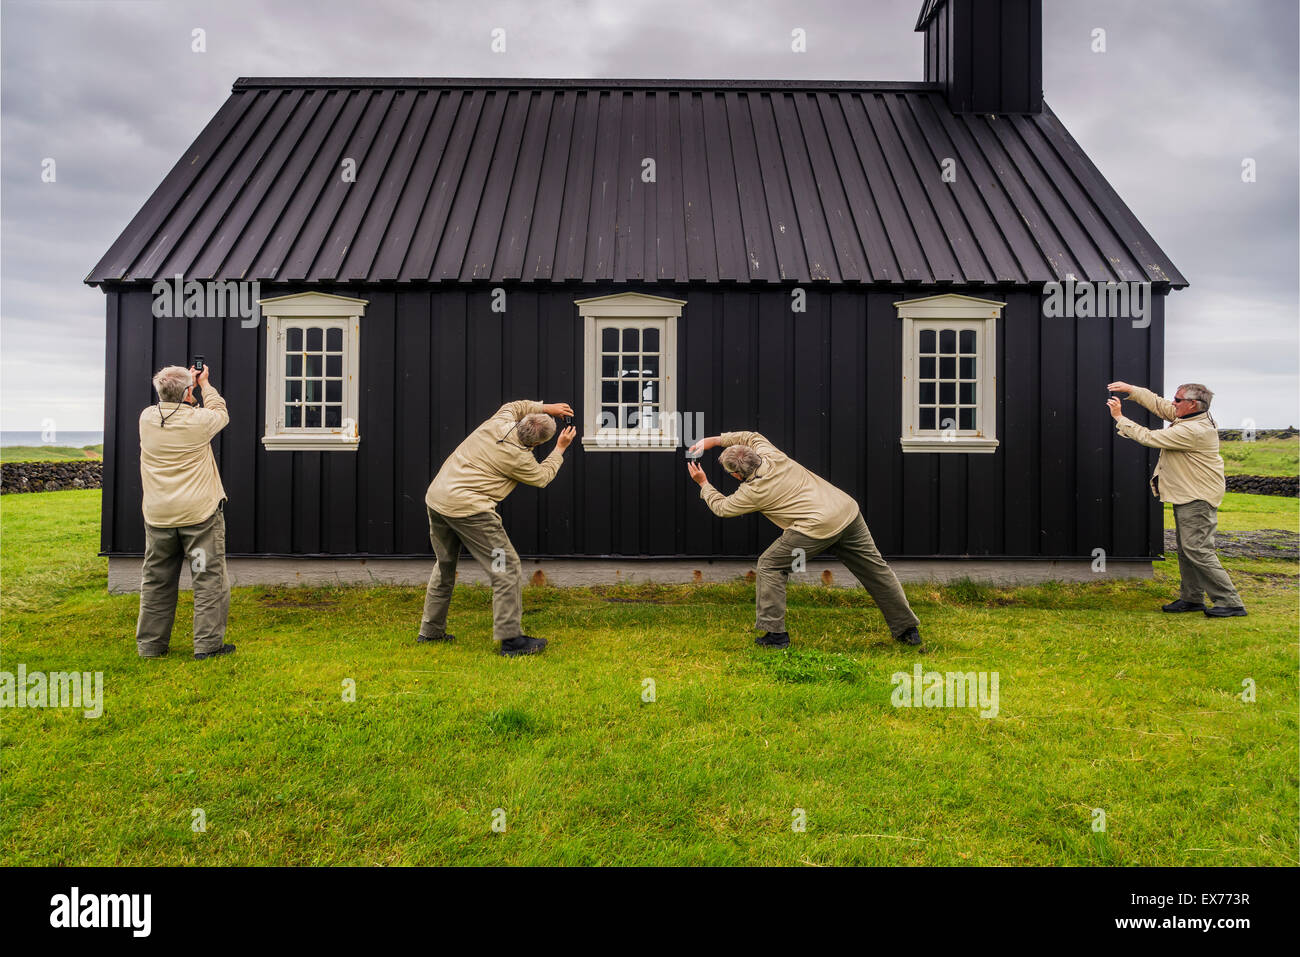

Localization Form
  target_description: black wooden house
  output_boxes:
[88,0,1186,590]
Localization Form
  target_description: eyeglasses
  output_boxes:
[1173,395,1187,403]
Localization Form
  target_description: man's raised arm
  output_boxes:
[192,365,229,437]
[1108,382,1178,422]
[689,431,780,457]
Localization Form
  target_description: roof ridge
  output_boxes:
[232,77,944,93]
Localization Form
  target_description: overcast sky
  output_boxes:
[2,0,1296,431]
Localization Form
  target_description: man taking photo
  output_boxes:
[1108,381,1246,618]
[421,400,577,656]
[136,363,234,659]
[687,431,922,651]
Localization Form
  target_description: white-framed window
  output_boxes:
[897,294,1001,453]
[577,293,685,451]
[259,292,366,452]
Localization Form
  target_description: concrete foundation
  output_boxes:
[107,555,1154,594]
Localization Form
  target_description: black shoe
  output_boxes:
[755,631,790,649]
[194,643,236,660]
[1162,599,1207,613]
[895,627,925,651]
[499,635,547,657]
[1204,606,1248,618]
[417,633,455,643]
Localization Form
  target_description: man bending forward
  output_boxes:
[422,400,576,656]
[688,432,922,651]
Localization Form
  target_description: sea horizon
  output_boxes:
[1,431,104,447]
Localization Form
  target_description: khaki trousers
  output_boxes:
[421,507,524,642]
[1173,499,1244,607]
[136,508,230,656]
[756,511,920,638]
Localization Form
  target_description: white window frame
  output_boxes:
[576,292,685,451]
[897,294,1001,454]
[259,292,366,452]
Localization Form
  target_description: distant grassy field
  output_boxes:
[0,444,102,464]
[1164,492,1297,531]
[1,490,1295,866]
[1220,437,1299,478]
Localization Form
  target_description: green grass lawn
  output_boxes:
[1220,437,1298,478]
[0,444,102,463]
[1,490,1295,866]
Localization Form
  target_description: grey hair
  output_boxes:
[152,365,193,403]
[517,412,557,447]
[719,445,761,480]
[1178,383,1213,412]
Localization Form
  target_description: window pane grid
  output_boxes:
[284,323,345,430]
[917,326,978,433]
[599,324,663,430]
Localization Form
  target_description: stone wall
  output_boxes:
[1217,427,1298,441]
[1225,474,1298,497]
[1,461,103,494]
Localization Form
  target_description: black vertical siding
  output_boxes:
[1146,295,1167,556]
[220,294,260,551]
[1074,310,1111,555]
[99,291,120,554]
[1111,296,1157,556]
[103,283,1168,561]
[864,293,902,551]
[1001,290,1039,554]
[111,289,152,550]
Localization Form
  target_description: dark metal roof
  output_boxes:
[915,0,946,30]
[87,78,1186,287]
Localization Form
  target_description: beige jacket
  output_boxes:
[426,400,566,517]
[1115,386,1225,507]
[138,385,230,528]
[699,431,859,539]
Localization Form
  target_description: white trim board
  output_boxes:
[577,292,684,452]
[897,293,1002,454]
[260,292,366,452]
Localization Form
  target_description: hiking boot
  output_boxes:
[1204,606,1247,618]
[895,627,925,651]
[417,632,455,643]
[194,643,236,660]
[499,635,547,657]
[1162,599,1207,613]
[755,631,790,649]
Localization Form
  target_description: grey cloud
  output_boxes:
[2,0,1295,428]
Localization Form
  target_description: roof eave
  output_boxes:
[231,76,945,94]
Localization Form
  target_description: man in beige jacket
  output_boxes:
[687,431,922,650]
[422,400,577,656]
[1108,381,1245,617]
[137,364,234,659]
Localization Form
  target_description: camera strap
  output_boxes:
[496,422,528,449]
[158,402,186,428]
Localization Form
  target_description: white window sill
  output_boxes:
[900,436,999,454]
[262,433,361,452]
[581,433,680,452]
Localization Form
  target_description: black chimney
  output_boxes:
[917,0,1043,114]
